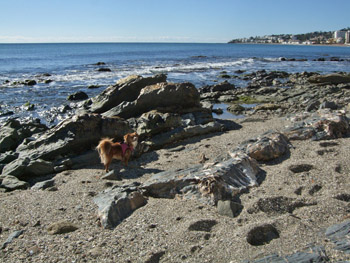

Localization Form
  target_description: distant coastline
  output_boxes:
[230,42,350,48]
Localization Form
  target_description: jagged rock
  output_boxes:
[102,81,201,119]
[47,221,78,235]
[237,132,290,162]
[200,81,235,93]
[94,183,147,229]
[308,73,350,84]
[84,74,167,114]
[246,224,280,246]
[142,151,262,205]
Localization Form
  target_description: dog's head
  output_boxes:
[124,132,139,148]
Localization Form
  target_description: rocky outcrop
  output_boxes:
[102,81,201,119]
[308,73,350,84]
[83,74,167,114]
[1,114,132,187]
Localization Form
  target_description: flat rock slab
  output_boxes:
[142,151,262,205]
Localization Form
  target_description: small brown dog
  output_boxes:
[96,132,139,172]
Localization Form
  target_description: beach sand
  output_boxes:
[1,116,350,262]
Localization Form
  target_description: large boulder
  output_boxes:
[83,74,167,114]
[142,151,262,205]
[102,81,201,119]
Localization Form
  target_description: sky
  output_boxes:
[0,0,349,43]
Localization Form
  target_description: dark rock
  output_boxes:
[94,62,106,65]
[23,80,37,86]
[88,84,101,89]
[334,193,350,202]
[47,221,78,235]
[246,224,279,246]
[308,184,322,195]
[188,220,217,232]
[97,68,111,72]
[142,151,262,205]
[94,184,147,229]
[145,251,166,263]
[67,91,88,101]
[254,196,316,214]
[217,200,243,218]
[288,164,314,173]
[306,100,320,112]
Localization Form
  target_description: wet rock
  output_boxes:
[97,68,111,72]
[23,80,37,86]
[237,132,290,162]
[142,151,262,205]
[67,91,88,101]
[227,104,245,114]
[47,221,78,235]
[200,81,235,93]
[94,183,147,229]
[246,224,279,246]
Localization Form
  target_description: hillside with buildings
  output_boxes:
[229,28,350,45]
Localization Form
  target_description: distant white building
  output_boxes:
[334,30,346,39]
[346,31,350,44]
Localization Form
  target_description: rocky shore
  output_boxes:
[1,71,350,262]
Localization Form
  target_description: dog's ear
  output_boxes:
[123,134,129,143]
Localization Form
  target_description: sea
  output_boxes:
[0,43,350,126]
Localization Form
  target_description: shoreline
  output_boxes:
[229,42,350,48]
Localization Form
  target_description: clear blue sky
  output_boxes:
[0,0,349,43]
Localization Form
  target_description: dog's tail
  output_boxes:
[96,138,113,165]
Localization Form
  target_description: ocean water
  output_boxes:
[0,43,350,125]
